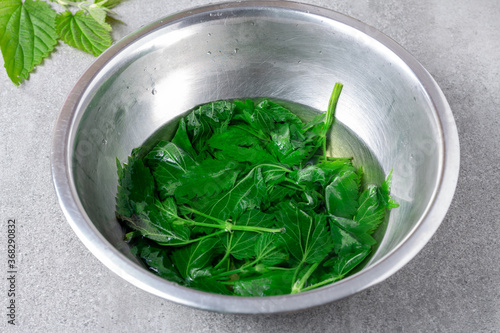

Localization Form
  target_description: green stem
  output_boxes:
[214,250,231,270]
[180,230,226,245]
[290,261,304,292]
[300,274,343,292]
[291,262,321,294]
[182,207,284,233]
[213,263,293,279]
[182,207,227,225]
[233,124,270,142]
[254,163,292,174]
[322,82,344,159]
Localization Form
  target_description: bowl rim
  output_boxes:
[51,0,460,314]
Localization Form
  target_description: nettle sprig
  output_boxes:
[0,0,124,86]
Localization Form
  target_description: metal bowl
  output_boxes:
[51,1,459,313]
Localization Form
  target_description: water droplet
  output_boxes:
[151,88,157,95]
[207,51,212,55]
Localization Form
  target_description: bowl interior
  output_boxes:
[62,3,451,313]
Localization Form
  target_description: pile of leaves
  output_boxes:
[116,83,398,296]
[0,0,124,86]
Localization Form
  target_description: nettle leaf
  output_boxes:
[95,0,125,9]
[254,233,288,266]
[131,239,183,284]
[145,141,195,198]
[354,185,387,234]
[115,154,155,218]
[208,126,276,165]
[146,141,195,170]
[380,169,399,209]
[255,100,303,128]
[324,222,371,277]
[330,215,376,246]
[0,0,58,86]
[266,185,295,207]
[292,165,327,185]
[171,117,197,158]
[221,210,275,260]
[56,10,112,56]
[171,238,220,280]
[276,201,333,264]
[325,167,360,219]
[189,277,232,295]
[173,158,241,200]
[192,166,267,221]
[233,270,295,297]
[120,198,191,245]
[186,100,236,153]
[86,4,112,31]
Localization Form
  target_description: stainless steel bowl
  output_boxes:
[51,1,459,313]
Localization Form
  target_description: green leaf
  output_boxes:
[221,210,275,261]
[145,141,195,198]
[171,238,220,280]
[56,10,112,56]
[115,154,155,218]
[119,198,191,245]
[325,168,360,218]
[131,239,183,284]
[173,158,241,200]
[171,117,197,158]
[0,0,58,86]
[254,233,288,266]
[208,126,276,166]
[95,0,125,9]
[324,222,371,277]
[276,201,333,264]
[233,270,295,296]
[189,277,232,295]
[185,100,236,153]
[266,185,295,205]
[330,215,376,246]
[192,166,267,222]
[254,100,303,129]
[86,4,112,31]
[380,169,399,209]
[354,185,387,234]
[146,141,195,171]
[292,165,327,184]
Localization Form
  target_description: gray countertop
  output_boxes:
[1,0,499,331]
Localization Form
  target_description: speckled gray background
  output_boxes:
[1,0,499,332]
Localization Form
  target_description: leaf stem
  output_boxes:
[182,206,284,233]
[321,82,344,159]
[291,262,320,294]
[214,251,231,270]
[212,263,292,279]
[177,230,227,246]
[300,274,343,292]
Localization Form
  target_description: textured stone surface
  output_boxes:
[0,0,499,331]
